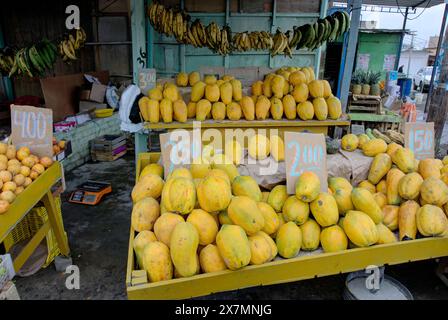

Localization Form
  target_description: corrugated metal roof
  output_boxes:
[337,0,444,9]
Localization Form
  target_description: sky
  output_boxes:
[361,3,445,49]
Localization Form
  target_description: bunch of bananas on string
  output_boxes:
[4,40,57,78]
[232,31,274,52]
[0,48,15,76]
[147,2,351,57]
[58,27,86,62]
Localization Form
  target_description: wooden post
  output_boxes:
[427,21,448,155]
[131,0,147,83]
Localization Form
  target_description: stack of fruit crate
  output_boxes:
[90,134,127,162]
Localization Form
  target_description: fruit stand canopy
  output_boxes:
[337,0,444,8]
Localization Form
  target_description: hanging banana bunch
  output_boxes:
[0,48,15,76]
[147,2,350,57]
[58,27,87,62]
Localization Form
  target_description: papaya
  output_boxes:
[420,177,448,207]
[272,212,285,239]
[295,171,321,203]
[176,72,188,87]
[271,75,285,99]
[301,67,311,82]
[326,95,342,120]
[358,134,370,149]
[199,244,227,273]
[163,83,179,102]
[187,102,196,118]
[386,168,405,205]
[416,204,448,237]
[191,81,206,102]
[197,175,232,213]
[148,87,163,101]
[248,134,270,160]
[282,196,310,225]
[376,179,387,195]
[351,188,383,224]
[142,241,173,282]
[283,95,297,120]
[140,163,164,179]
[131,197,160,232]
[188,71,200,86]
[216,224,251,270]
[211,155,240,183]
[261,191,270,203]
[190,159,211,179]
[240,96,255,121]
[333,188,354,215]
[257,231,278,261]
[255,95,271,120]
[205,84,220,102]
[270,97,284,120]
[292,83,309,103]
[204,75,217,85]
[154,213,185,247]
[362,139,388,157]
[218,210,233,226]
[187,209,219,245]
[276,222,302,259]
[167,167,193,180]
[160,98,174,123]
[226,102,242,121]
[442,165,448,175]
[252,80,263,96]
[313,98,328,121]
[297,101,314,120]
[270,135,285,162]
[131,174,165,203]
[232,176,262,202]
[442,172,448,186]
[161,177,196,215]
[398,172,424,200]
[262,75,273,98]
[231,79,243,101]
[309,80,324,98]
[322,80,332,98]
[257,202,280,235]
[443,155,448,166]
[267,185,288,212]
[320,225,348,253]
[224,140,243,166]
[148,99,160,123]
[170,222,199,277]
[133,230,157,268]
[227,196,265,235]
[173,100,187,123]
[300,219,321,251]
[343,210,379,247]
[289,71,307,86]
[310,192,339,227]
[328,177,352,193]
[211,102,226,121]
[398,200,420,240]
[373,192,387,209]
[382,205,399,231]
[391,148,416,173]
[358,180,376,194]
[418,159,441,179]
[196,99,212,121]
[368,153,392,184]
[219,82,233,105]
[341,134,359,152]
[386,143,403,157]
[376,223,398,244]
[248,233,272,265]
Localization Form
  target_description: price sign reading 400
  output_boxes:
[404,122,434,160]
[284,132,328,195]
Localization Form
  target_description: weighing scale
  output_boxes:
[69,181,112,206]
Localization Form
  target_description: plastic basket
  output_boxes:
[3,197,66,268]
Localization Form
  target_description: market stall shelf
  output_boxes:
[126,153,448,300]
[0,162,70,272]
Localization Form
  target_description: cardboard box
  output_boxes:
[80,90,91,101]
[89,83,107,103]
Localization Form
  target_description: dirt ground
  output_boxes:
[12,155,448,300]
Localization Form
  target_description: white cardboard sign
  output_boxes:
[404,122,434,160]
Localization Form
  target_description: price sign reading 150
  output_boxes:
[287,141,324,176]
[13,110,48,139]
[408,128,433,155]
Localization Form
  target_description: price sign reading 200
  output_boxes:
[287,141,324,177]
[14,111,47,140]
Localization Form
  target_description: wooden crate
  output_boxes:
[90,134,127,162]
[348,94,383,114]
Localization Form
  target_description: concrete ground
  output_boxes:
[12,156,448,300]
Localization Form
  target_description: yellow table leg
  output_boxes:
[42,191,70,256]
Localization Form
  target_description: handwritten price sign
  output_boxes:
[10,105,53,158]
[284,132,328,195]
[404,122,434,160]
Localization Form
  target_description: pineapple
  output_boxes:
[369,71,382,96]
[351,70,363,95]
[361,71,371,95]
